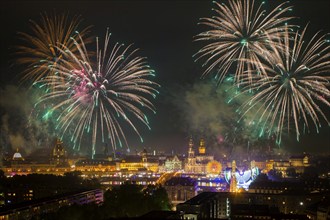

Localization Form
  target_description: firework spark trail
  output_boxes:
[236,26,330,144]
[194,0,294,84]
[36,29,159,157]
[16,12,92,84]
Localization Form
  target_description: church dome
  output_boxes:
[13,150,23,160]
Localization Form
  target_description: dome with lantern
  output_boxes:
[12,148,24,161]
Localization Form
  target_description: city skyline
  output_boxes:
[0,0,329,156]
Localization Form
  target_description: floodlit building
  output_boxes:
[263,155,311,177]
[3,141,72,176]
[164,177,197,208]
[184,137,218,175]
[162,155,183,172]
[117,149,159,172]
[74,159,116,174]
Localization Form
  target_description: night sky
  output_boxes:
[0,0,329,156]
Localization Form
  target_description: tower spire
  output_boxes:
[198,138,206,154]
[230,160,237,193]
[188,137,194,158]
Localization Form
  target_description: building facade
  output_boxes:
[164,177,198,209]
[184,138,216,174]
[0,189,103,220]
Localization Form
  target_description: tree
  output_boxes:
[301,166,319,179]
[253,173,269,183]
[38,203,102,220]
[268,169,283,181]
[286,167,297,177]
[144,184,172,211]
[0,170,5,189]
[63,171,82,185]
[101,182,171,218]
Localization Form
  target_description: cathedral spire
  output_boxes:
[188,137,194,158]
[189,136,193,148]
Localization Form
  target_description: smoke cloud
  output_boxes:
[170,79,277,159]
[0,85,55,156]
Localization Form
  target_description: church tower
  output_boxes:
[198,138,206,154]
[141,148,148,163]
[188,137,195,159]
[185,137,196,173]
[230,160,237,193]
[51,138,68,166]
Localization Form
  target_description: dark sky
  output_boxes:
[1,0,329,156]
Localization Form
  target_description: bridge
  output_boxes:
[156,171,181,185]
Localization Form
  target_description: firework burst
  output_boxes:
[36,29,159,156]
[16,12,92,84]
[236,26,330,144]
[194,0,293,84]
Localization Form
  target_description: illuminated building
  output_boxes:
[10,148,25,170]
[1,143,161,187]
[265,160,275,172]
[100,172,160,187]
[12,149,24,162]
[74,159,116,175]
[118,149,159,172]
[4,189,34,205]
[198,138,206,154]
[164,177,197,209]
[118,156,148,171]
[253,161,267,173]
[184,137,217,174]
[2,139,72,176]
[161,155,183,172]
[195,138,214,163]
[263,155,311,177]
[185,137,196,173]
[288,155,310,174]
